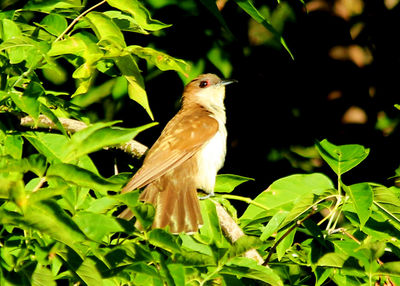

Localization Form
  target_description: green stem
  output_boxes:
[199,265,223,286]
[54,0,106,43]
[220,194,270,212]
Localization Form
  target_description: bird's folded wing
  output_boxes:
[121,107,219,193]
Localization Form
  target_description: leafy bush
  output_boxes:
[1,1,400,285]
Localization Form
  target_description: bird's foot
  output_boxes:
[198,192,214,200]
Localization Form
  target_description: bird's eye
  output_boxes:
[199,80,209,88]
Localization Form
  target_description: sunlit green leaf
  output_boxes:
[345,183,373,229]
[106,0,171,32]
[39,13,68,36]
[125,45,189,76]
[32,264,56,286]
[315,139,370,176]
[241,173,334,223]
[74,212,123,242]
[148,229,181,253]
[10,82,44,121]
[214,174,254,194]
[47,162,123,192]
[222,257,283,286]
[63,121,157,161]
[85,12,126,49]
[115,54,154,120]
[276,228,296,261]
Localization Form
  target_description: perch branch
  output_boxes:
[20,115,147,158]
[20,115,263,264]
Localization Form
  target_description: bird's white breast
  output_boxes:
[195,116,227,193]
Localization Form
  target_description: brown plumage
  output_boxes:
[119,74,235,233]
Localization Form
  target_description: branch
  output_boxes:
[20,115,148,158]
[214,201,264,264]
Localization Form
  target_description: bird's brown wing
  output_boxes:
[121,106,219,193]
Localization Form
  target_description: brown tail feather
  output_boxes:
[143,179,203,234]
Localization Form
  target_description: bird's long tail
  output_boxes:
[119,180,203,234]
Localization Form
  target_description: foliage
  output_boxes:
[1,0,400,286]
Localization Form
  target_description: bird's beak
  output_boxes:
[220,79,238,86]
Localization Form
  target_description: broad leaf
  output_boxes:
[85,12,126,50]
[47,163,123,192]
[222,257,283,286]
[115,54,154,120]
[106,0,171,32]
[214,174,254,193]
[373,185,400,226]
[63,121,157,162]
[148,229,181,253]
[74,212,123,242]
[345,183,373,229]
[241,173,334,223]
[10,82,44,121]
[39,13,68,36]
[315,139,370,176]
[125,45,189,76]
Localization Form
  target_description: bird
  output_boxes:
[118,73,236,234]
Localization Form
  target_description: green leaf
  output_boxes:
[234,0,293,59]
[317,252,347,268]
[63,121,157,162]
[10,82,44,121]
[179,234,214,256]
[222,257,283,286]
[214,174,254,193]
[167,264,185,286]
[373,186,400,226]
[32,264,56,286]
[105,0,171,32]
[276,228,296,260]
[346,183,373,229]
[197,199,228,248]
[74,212,123,242]
[241,173,334,223]
[39,104,68,136]
[40,13,68,36]
[259,210,288,241]
[23,132,69,162]
[2,201,88,256]
[115,54,154,120]
[47,162,123,192]
[376,261,400,276]
[125,45,189,76]
[228,235,262,259]
[0,154,47,177]
[85,12,126,49]
[315,139,370,176]
[148,229,181,253]
[3,134,23,159]
[103,10,150,34]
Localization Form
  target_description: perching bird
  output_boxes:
[119,73,236,233]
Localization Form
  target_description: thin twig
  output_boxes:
[264,207,317,266]
[54,0,107,43]
[32,177,47,193]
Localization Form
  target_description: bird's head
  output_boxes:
[183,73,237,112]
